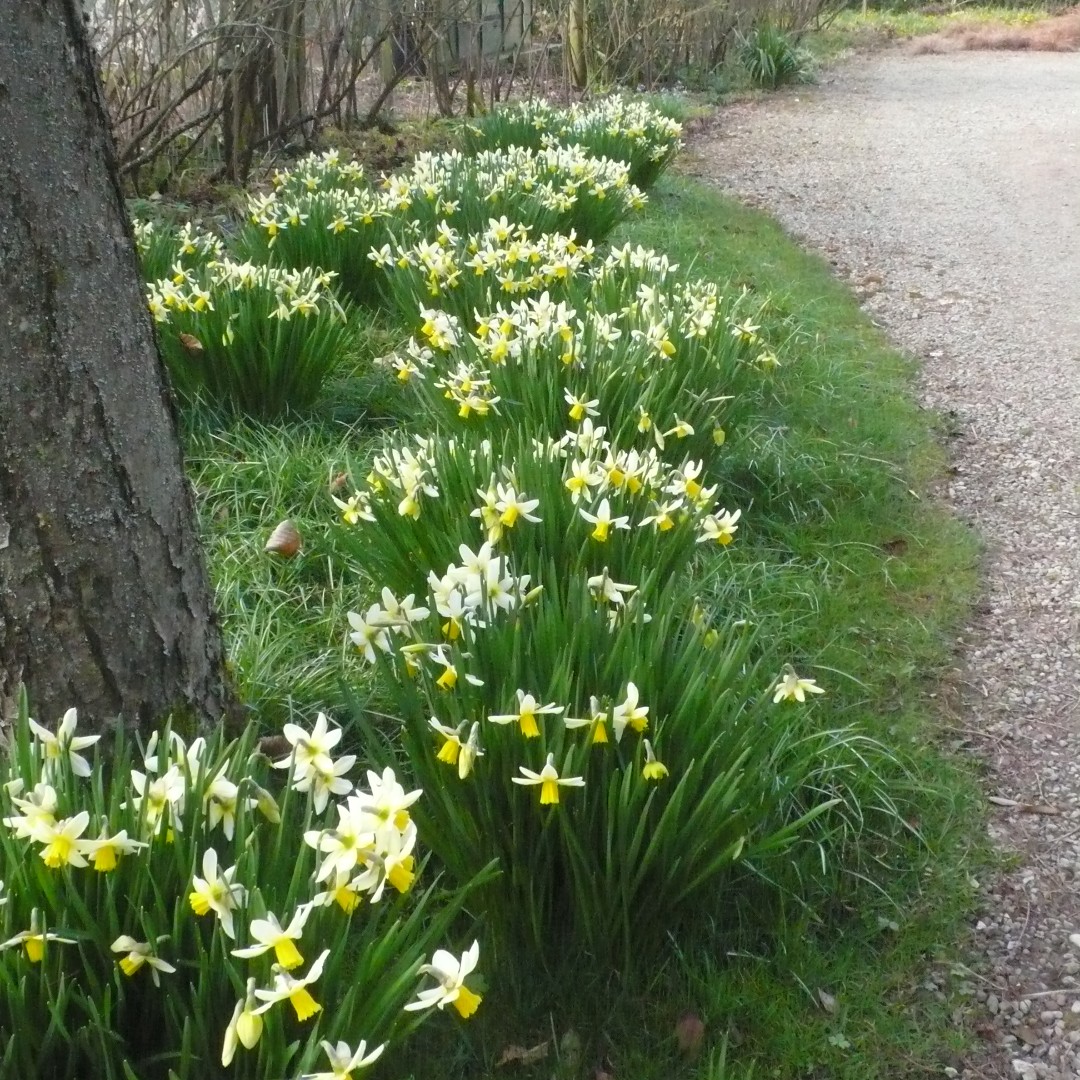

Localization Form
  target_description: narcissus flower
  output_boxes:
[222,978,264,1066]
[698,508,741,546]
[564,388,600,422]
[612,682,649,742]
[253,949,330,1021]
[304,1039,386,1079]
[28,707,100,779]
[83,825,146,872]
[564,695,610,745]
[512,753,586,805]
[36,811,91,869]
[0,911,75,962]
[404,940,483,1019]
[772,664,826,703]
[642,740,669,781]
[458,722,484,779]
[579,498,630,542]
[111,936,176,985]
[189,847,246,939]
[489,690,563,739]
[429,717,466,766]
[232,907,312,969]
[3,782,58,840]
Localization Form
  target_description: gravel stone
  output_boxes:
[689,50,1080,1079]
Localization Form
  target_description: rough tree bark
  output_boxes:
[0,0,232,732]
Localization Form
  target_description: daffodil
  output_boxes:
[273,712,343,780]
[205,775,255,841]
[488,690,564,739]
[564,695,610,744]
[512,753,586,805]
[587,569,637,606]
[222,978,264,1066]
[612,682,650,742]
[293,751,356,814]
[772,664,826,703]
[128,765,185,838]
[332,492,373,525]
[188,847,246,939]
[642,740,669,781]
[3,782,58,840]
[404,940,483,1019]
[458,722,484,780]
[494,484,541,530]
[579,498,630,542]
[253,949,330,1021]
[111,936,176,985]
[355,766,422,832]
[565,458,602,503]
[346,607,393,663]
[311,871,364,914]
[83,826,147,871]
[36,811,91,869]
[232,907,311,970]
[28,707,100,779]
[698,508,741,546]
[564,388,600,422]
[0,911,75,962]
[429,717,466,766]
[303,1039,386,1080]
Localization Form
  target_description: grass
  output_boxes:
[179,167,989,1077]
[806,6,1061,62]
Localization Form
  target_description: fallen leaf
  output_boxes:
[817,989,838,1014]
[675,1012,705,1059]
[988,796,1061,815]
[265,519,302,557]
[495,1041,549,1067]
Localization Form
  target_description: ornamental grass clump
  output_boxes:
[147,259,353,420]
[462,95,683,191]
[329,428,884,989]
[0,691,486,1079]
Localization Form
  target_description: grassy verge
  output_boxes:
[613,178,985,1079]
[392,177,988,1078]
[806,6,1060,63]
[180,169,989,1078]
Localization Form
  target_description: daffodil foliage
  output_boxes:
[327,237,877,989]
[144,258,353,420]
[0,690,487,1079]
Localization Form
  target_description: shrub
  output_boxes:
[0,691,486,1079]
[148,259,353,419]
[738,24,808,89]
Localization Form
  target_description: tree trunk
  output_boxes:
[0,0,232,733]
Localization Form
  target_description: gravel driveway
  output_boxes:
[690,51,1080,1079]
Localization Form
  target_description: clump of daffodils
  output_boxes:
[0,694,483,1079]
[463,95,683,189]
[145,258,351,419]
